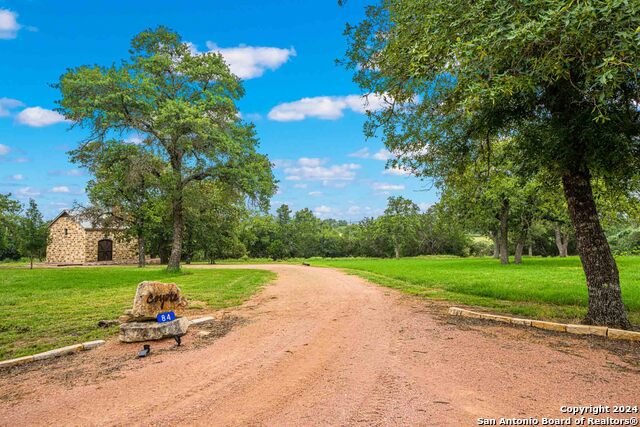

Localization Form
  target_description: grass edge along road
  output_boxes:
[0,267,275,360]
[312,256,640,327]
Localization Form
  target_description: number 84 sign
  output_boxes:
[156,311,176,323]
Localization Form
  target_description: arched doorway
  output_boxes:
[98,239,113,261]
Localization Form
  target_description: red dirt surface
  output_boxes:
[1,264,638,426]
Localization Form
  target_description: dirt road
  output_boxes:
[1,264,639,426]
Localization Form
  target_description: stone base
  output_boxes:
[119,317,190,343]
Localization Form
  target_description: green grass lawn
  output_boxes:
[313,256,640,326]
[0,267,275,360]
[0,258,31,268]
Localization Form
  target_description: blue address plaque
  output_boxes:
[156,311,176,323]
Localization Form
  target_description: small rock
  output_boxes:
[197,331,211,337]
[191,316,214,325]
[97,319,119,328]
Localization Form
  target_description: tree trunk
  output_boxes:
[394,244,400,259]
[30,255,33,270]
[528,244,533,256]
[554,225,569,257]
[561,234,569,257]
[562,168,630,328]
[167,185,184,271]
[137,233,146,268]
[159,246,169,264]
[491,230,500,259]
[514,241,524,264]
[499,199,509,265]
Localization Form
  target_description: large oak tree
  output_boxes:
[344,0,640,327]
[56,27,275,270]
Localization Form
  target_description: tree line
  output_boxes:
[0,195,47,268]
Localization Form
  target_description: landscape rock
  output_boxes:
[480,313,512,323]
[607,328,640,341]
[566,324,608,337]
[510,318,532,326]
[531,320,567,332]
[190,316,215,325]
[82,340,106,350]
[33,344,83,361]
[119,317,190,343]
[130,281,188,320]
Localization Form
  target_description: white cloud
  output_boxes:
[298,157,324,167]
[293,183,307,189]
[322,181,348,188]
[283,158,360,182]
[189,41,295,79]
[16,187,39,197]
[124,134,145,145]
[349,147,393,161]
[50,186,70,193]
[372,182,405,191]
[383,166,412,176]
[0,9,20,39]
[313,205,333,216]
[14,156,29,163]
[308,191,323,197]
[346,205,379,216]
[268,94,388,122]
[16,107,69,127]
[11,174,24,181]
[372,149,392,161]
[0,97,23,116]
[48,169,83,177]
[0,144,9,155]
[272,159,293,169]
[348,147,370,159]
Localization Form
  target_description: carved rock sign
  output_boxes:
[131,281,188,320]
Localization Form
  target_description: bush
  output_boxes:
[468,236,494,257]
[609,228,640,255]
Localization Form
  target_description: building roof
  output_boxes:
[48,210,99,230]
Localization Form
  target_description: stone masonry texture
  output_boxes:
[46,212,138,264]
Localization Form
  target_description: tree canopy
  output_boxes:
[344,0,640,328]
[56,27,276,270]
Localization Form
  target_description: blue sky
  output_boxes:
[0,0,438,220]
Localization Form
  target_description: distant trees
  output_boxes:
[20,199,48,269]
[0,194,21,261]
[237,197,469,260]
[0,195,47,266]
[183,181,246,264]
[379,196,420,259]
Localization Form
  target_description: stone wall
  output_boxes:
[84,230,138,263]
[46,214,86,264]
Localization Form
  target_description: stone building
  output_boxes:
[46,211,138,264]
